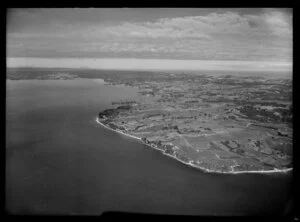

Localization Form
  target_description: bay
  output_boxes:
[6,79,292,215]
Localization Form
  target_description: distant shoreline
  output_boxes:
[7,57,292,73]
[95,117,293,175]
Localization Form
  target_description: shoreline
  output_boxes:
[95,117,293,175]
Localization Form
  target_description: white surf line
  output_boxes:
[95,117,293,175]
[96,118,141,141]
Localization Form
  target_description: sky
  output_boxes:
[7,8,292,71]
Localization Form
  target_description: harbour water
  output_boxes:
[6,79,292,215]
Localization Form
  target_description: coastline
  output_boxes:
[95,117,293,175]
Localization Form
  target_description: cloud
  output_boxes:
[7,9,292,61]
[8,9,292,40]
[96,10,292,39]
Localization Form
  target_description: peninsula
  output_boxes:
[6,67,292,173]
[97,72,292,174]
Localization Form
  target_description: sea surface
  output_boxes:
[6,78,292,215]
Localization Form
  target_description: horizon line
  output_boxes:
[6,57,292,73]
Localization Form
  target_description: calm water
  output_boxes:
[6,79,292,215]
